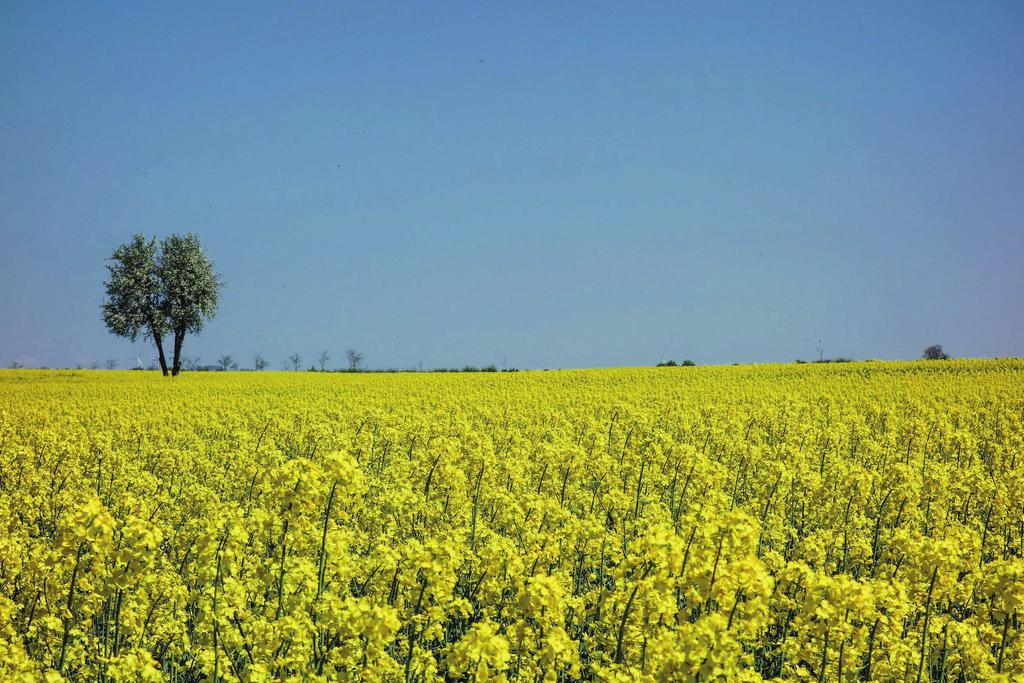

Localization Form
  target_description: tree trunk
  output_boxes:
[153,334,169,376]
[171,329,185,376]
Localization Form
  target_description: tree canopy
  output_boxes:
[101,235,169,373]
[102,233,222,376]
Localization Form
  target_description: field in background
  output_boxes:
[0,361,1022,681]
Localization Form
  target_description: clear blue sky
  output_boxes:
[2,2,1022,370]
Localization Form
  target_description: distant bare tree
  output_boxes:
[318,350,331,372]
[254,353,267,371]
[288,352,302,371]
[105,359,118,369]
[216,355,235,371]
[345,348,363,372]
[89,361,100,370]
[9,361,24,369]
[181,355,202,371]
[923,344,950,360]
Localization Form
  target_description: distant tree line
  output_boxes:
[130,348,518,373]
[793,345,954,364]
[6,343,960,371]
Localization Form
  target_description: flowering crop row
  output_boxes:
[0,360,1021,681]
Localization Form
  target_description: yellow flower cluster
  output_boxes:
[0,359,1021,681]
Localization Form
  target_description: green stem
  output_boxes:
[916,567,938,683]
[58,543,86,673]
[997,610,1013,674]
[614,564,652,664]
[817,627,829,683]
[276,516,290,620]
[470,463,484,550]
[317,483,338,599]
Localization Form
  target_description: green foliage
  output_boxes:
[158,233,221,337]
[101,235,166,344]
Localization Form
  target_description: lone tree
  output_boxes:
[318,350,331,372]
[923,344,950,360]
[102,233,222,377]
[254,353,268,371]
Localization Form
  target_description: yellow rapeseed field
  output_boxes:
[0,361,1022,682]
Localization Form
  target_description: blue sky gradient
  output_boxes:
[2,2,1022,369]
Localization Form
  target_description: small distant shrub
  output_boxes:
[656,360,678,367]
[681,359,696,367]
[419,366,517,373]
[923,345,951,360]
